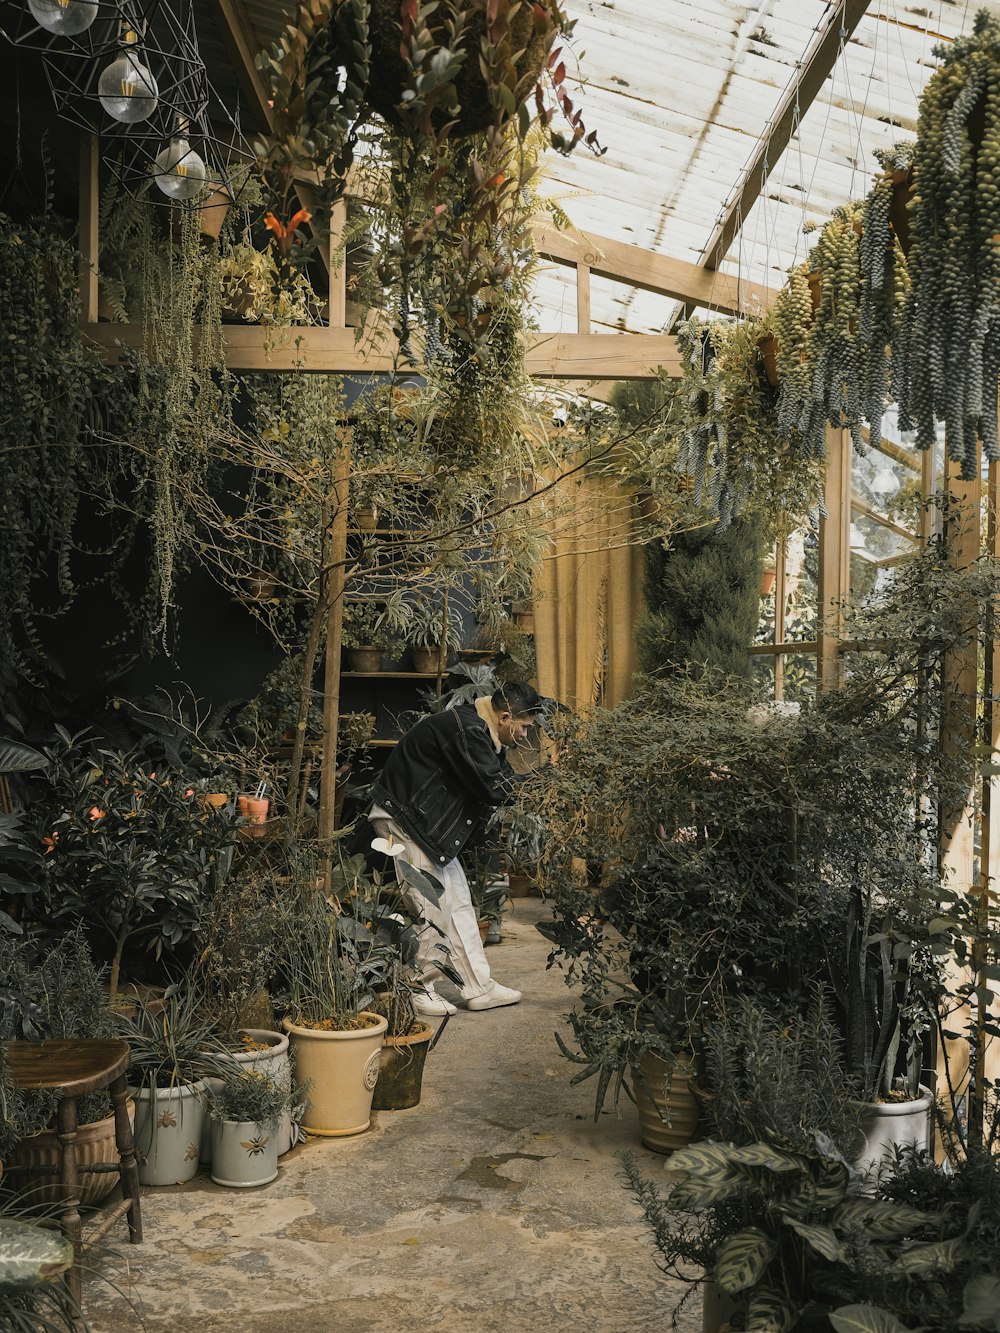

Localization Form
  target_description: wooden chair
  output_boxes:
[2,1039,143,1308]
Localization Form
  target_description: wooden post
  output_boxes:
[576,263,591,335]
[327,199,347,328]
[318,441,351,869]
[937,447,983,1129]
[817,426,850,689]
[79,133,99,326]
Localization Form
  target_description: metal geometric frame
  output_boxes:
[0,0,254,204]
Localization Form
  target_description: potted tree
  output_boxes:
[341,600,392,673]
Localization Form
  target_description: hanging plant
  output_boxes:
[0,209,109,677]
[772,202,866,460]
[857,141,913,444]
[674,317,824,535]
[255,0,601,345]
[896,8,1000,478]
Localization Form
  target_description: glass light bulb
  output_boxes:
[153,135,207,202]
[98,38,159,124]
[27,0,98,35]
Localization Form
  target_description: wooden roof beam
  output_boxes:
[703,0,873,270]
[82,322,680,379]
[533,222,773,316]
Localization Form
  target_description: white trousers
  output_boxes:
[370,814,493,998]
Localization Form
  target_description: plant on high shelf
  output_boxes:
[340,595,411,671]
[527,544,996,1133]
[217,240,315,326]
[404,599,463,674]
[896,8,1000,479]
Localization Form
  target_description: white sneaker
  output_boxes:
[412,984,457,1017]
[464,982,522,1011]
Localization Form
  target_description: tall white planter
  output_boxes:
[210,1119,279,1188]
[855,1084,933,1176]
[132,1081,206,1185]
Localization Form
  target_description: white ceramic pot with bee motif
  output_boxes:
[131,1080,206,1186]
[209,1118,279,1187]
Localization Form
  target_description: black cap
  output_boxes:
[492,681,544,718]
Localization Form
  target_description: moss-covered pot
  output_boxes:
[371,1022,432,1111]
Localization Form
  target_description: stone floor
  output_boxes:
[84,898,702,1333]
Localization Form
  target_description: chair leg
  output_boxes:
[56,1095,83,1310]
[111,1073,143,1244]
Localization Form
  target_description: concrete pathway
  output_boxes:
[85,898,701,1333]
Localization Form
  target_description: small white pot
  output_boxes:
[210,1119,279,1188]
[200,1029,294,1163]
[132,1081,206,1186]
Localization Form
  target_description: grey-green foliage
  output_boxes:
[858,142,914,445]
[896,9,1000,478]
[636,518,763,680]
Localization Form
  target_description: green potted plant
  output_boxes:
[273,884,388,1137]
[117,985,239,1186]
[207,1068,294,1188]
[341,601,393,673]
[0,929,132,1210]
[405,600,463,674]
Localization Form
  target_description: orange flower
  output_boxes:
[41,832,58,854]
[88,806,106,822]
[184,788,194,798]
[263,208,312,257]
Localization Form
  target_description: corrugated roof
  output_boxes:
[234,1,986,337]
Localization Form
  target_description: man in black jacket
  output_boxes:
[369,681,542,1015]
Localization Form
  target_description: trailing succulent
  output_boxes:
[896,8,1000,478]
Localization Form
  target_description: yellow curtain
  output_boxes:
[533,472,645,712]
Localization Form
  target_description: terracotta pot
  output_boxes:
[757,334,779,388]
[354,508,379,532]
[200,792,229,812]
[759,567,776,597]
[243,796,269,825]
[8,1103,135,1208]
[890,167,915,257]
[632,1051,700,1155]
[371,1023,432,1111]
[477,919,490,945]
[282,1013,388,1137]
[346,646,383,673]
[199,185,233,242]
[244,575,277,603]
[412,645,448,674]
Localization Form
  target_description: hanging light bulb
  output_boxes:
[98,28,159,124]
[870,460,899,497]
[26,0,98,35]
[153,120,207,202]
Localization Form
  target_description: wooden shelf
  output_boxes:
[341,671,442,679]
[368,739,398,748]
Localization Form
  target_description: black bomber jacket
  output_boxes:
[369,702,517,866]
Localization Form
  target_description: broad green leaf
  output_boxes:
[716,1227,777,1295]
[666,1142,739,1174]
[0,739,47,772]
[893,1236,963,1276]
[745,1286,796,1332]
[0,1219,73,1289]
[829,1305,914,1333]
[727,1143,800,1171]
[782,1217,845,1262]
[959,1275,1000,1328]
[835,1199,938,1240]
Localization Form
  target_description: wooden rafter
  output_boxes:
[703,0,873,271]
[533,223,773,317]
[82,321,681,380]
